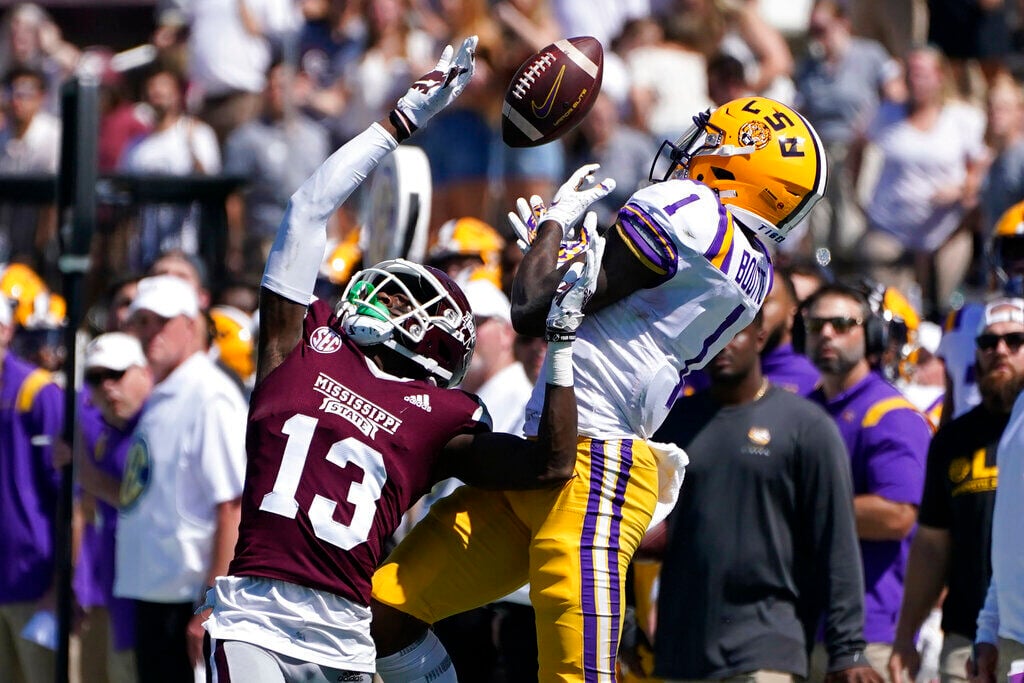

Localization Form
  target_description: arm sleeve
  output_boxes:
[976,576,1000,645]
[799,410,869,671]
[261,123,398,305]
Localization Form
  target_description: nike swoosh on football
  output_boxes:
[531,65,566,119]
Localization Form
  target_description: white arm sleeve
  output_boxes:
[261,122,399,304]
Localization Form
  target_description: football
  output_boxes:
[502,36,604,148]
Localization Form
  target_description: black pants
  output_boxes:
[133,600,195,683]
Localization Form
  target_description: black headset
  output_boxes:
[792,281,887,357]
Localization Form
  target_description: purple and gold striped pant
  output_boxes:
[372,437,661,682]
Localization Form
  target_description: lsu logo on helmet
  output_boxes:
[650,96,827,242]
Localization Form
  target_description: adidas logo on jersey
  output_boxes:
[404,394,432,412]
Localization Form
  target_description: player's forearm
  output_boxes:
[854,494,917,540]
[262,122,398,305]
[893,526,951,645]
[510,222,571,336]
[206,498,242,587]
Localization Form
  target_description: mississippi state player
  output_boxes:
[201,36,592,683]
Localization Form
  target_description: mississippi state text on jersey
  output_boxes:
[229,299,489,605]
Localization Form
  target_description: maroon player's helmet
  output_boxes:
[337,259,476,388]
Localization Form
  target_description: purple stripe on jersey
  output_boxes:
[581,439,606,681]
[605,441,633,674]
[665,304,747,407]
[703,202,730,261]
[618,205,679,281]
[718,234,735,274]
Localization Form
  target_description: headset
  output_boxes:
[792,281,887,358]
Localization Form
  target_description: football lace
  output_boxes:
[512,52,556,100]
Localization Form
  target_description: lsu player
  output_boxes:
[370,97,828,681]
[200,37,599,682]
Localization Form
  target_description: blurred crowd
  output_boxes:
[4,0,1024,681]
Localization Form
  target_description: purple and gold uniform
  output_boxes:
[74,397,137,652]
[811,371,931,644]
[205,300,489,671]
[762,342,820,397]
[0,354,63,602]
[0,352,63,681]
[374,179,772,682]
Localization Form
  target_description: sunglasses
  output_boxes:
[976,331,1024,352]
[85,368,127,386]
[805,316,864,334]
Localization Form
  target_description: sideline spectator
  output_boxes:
[0,293,63,683]
[155,0,300,146]
[800,283,932,680]
[794,0,901,264]
[761,267,821,396]
[0,66,59,277]
[970,315,1024,683]
[224,60,330,274]
[119,67,221,272]
[0,3,79,115]
[641,312,878,683]
[72,333,153,683]
[889,298,1024,683]
[115,275,247,682]
[857,46,987,315]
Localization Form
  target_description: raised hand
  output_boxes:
[392,35,478,139]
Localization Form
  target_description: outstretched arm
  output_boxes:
[256,37,478,384]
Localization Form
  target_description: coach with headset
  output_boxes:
[797,282,933,681]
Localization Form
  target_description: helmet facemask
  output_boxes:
[337,259,475,388]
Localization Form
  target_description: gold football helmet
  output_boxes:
[0,263,47,328]
[209,305,255,384]
[992,198,1024,294]
[427,217,505,289]
[650,96,827,242]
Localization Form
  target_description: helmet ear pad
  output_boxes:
[792,285,887,358]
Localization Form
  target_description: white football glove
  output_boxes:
[545,163,616,239]
[393,35,477,137]
[545,221,606,342]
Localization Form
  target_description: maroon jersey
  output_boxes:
[230,300,490,604]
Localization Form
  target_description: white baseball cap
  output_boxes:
[127,275,199,320]
[978,297,1024,334]
[85,332,147,372]
[465,279,511,325]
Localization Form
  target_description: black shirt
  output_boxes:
[918,404,1004,640]
[652,386,866,678]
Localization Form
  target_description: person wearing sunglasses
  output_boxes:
[890,297,1023,683]
[799,282,933,680]
[967,298,1024,683]
[74,332,153,683]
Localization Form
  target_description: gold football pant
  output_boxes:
[372,437,660,682]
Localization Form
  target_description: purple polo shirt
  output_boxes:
[73,394,136,651]
[811,371,930,643]
[762,343,821,397]
[0,353,64,603]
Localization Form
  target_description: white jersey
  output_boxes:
[525,179,772,439]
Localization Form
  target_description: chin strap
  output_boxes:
[380,338,453,386]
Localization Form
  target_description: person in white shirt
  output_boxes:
[115,275,247,683]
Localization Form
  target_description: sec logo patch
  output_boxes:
[310,326,343,354]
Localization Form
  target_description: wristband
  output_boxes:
[544,341,574,387]
[389,108,417,143]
